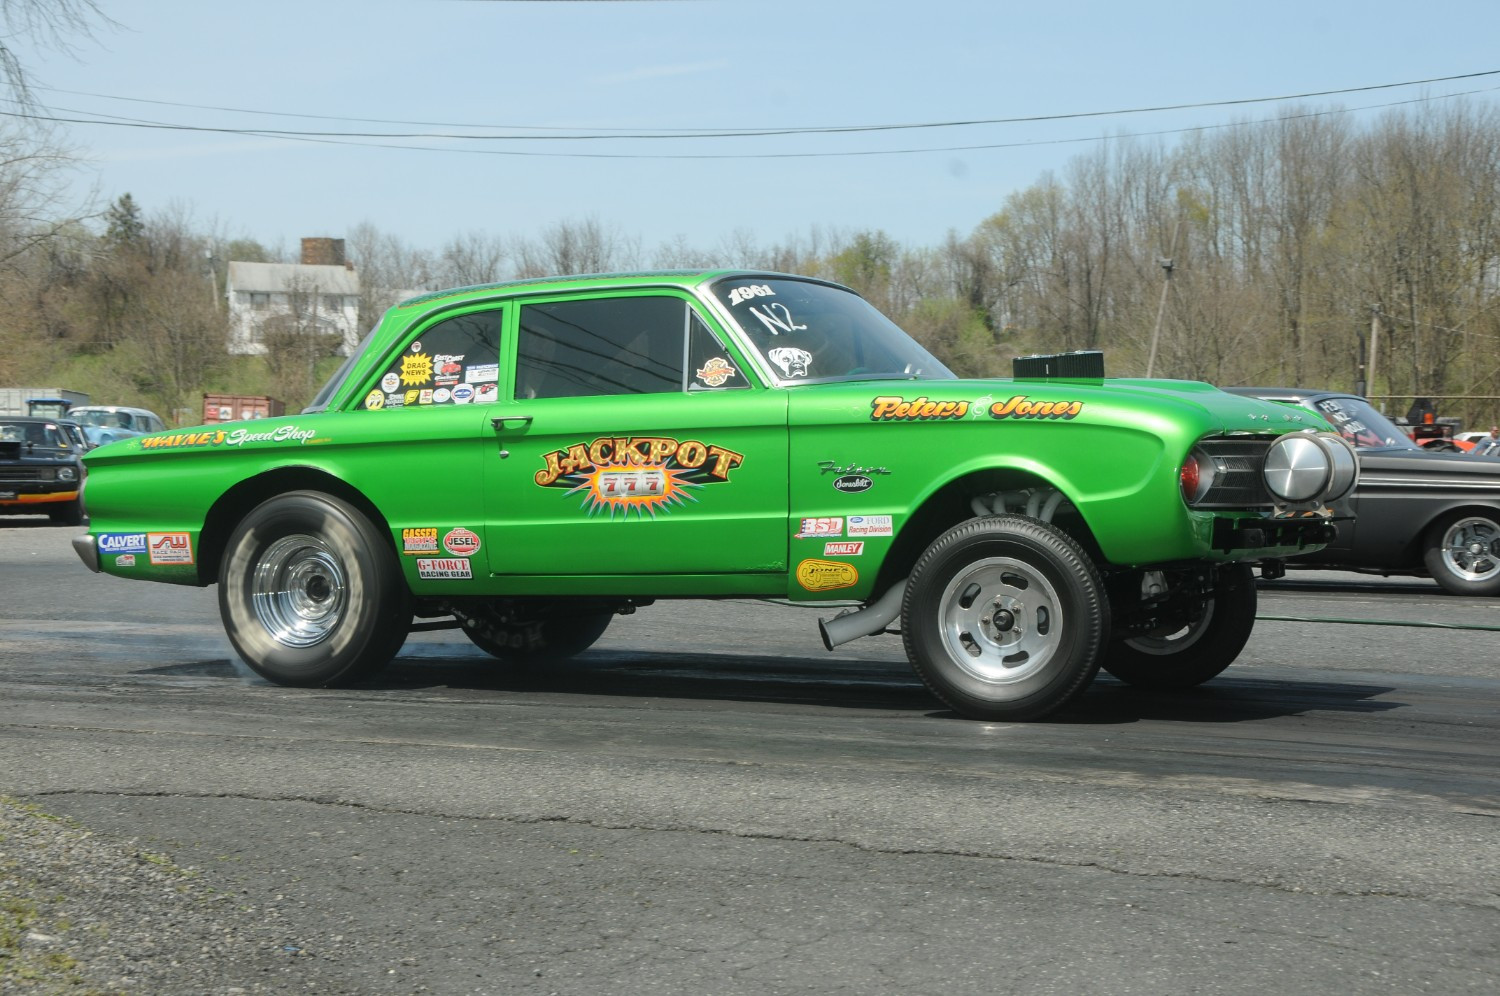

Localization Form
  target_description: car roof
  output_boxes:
[67,405,161,415]
[391,269,844,312]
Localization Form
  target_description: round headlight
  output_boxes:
[57,466,77,482]
[1264,434,1330,502]
[1263,431,1357,504]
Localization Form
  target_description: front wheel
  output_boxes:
[902,516,1107,721]
[1100,564,1257,688]
[454,601,613,662]
[219,491,410,686]
[1423,512,1500,596]
[48,498,84,526]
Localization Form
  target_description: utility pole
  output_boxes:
[1368,305,1381,408]
[1145,217,1182,379]
[1146,256,1174,378]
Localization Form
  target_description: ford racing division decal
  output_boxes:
[534,436,745,519]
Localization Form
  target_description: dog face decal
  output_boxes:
[768,346,813,379]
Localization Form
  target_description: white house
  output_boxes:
[225,238,362,355]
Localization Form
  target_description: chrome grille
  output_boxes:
[0,466,51,483]
[1195,438,1273,508]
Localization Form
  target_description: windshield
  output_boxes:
[307,324,380,412]
[709,276,954,384]
[68,410,132,429]
[0,420,68,447]
[1311,396,1419,451]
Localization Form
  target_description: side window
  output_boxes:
[361,309,503,410]
[516,296,686,399]
[688,312,747,391]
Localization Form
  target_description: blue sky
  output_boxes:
[19,0,1500,261]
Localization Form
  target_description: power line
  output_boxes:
[29,68,1500,140]
[4,85,1496,161]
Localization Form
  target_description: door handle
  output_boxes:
[491,415,534,429]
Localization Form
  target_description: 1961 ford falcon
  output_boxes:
[72,271,1357,720]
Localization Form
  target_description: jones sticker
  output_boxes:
[796,558,859,592]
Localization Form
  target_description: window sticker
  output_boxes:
[748,302,808,336]
[401,351,433,387]
[768,346,812,378]
[364,389,385,410]
[695,357,737,387]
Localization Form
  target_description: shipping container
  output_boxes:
[0,387,90,416]
[202,394,286,424]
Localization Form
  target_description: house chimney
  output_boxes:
[300,237,346,266]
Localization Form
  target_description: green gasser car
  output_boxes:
[73,271,1357,721]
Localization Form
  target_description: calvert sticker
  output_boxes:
[443,527,481,557]
[823,541,864,556]
[147,532,193,565]
[796,558,859,592]
[987,395,1084,420]
[417,558,473,580]
[846,515,894,537]
[534,435,745,520]
[402,527,439,555]
[97,533,148,555]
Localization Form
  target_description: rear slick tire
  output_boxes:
[219,491,409,686]
[902,515,1107,721]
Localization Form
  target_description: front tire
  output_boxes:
[48,498,84,526]
[1423,512,1500,596]
[219,491,410,686]
[454,601,613,662]
[902,516,1107,721]
[1100,564,1257,688]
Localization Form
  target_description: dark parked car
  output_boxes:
[1226,387,1500,595]
[0,415,85,524]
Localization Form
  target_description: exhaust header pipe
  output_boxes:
[818,580,908,650]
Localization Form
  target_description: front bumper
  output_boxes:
[0,487,79,507]
[72,533,100,572]
[1212,513,1345,553]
